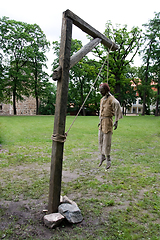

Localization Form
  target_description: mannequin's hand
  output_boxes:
[113,121,118,130]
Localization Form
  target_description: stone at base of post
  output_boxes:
[44,195,83,228]
[58,203,83,224]
[44,213,65,228]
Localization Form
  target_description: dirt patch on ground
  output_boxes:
[62,170,79,183]
[0,165,95,239]
[0,199,53,240]
[0,155,141,239]
[0,196,106,240]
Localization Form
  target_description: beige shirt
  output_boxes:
[99,93,123,133]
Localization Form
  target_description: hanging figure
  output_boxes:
[98,83,123,169]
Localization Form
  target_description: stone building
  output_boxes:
[0,96,37,115]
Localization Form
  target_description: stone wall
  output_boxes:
[0,96,37,115]
[0,103,13,115]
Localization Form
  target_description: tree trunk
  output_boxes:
[80,79,85,116]
[35,79,39,115]
[122,104,126,116]
[122,105,125,115]
[13,82,17,115]
[142,94,146,116]
[142,41,152,116]
[125,105,126,115]
[115,81,121,103]
[36,96,39,115]
[34,61,39,115]
[155,78,160,116]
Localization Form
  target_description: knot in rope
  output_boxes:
[51,133,67,143]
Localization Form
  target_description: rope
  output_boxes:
[107,42,113,84]
[51,133,67,143]
[66,46,113,136]
[107,51,109,84]
[52,42,114,143]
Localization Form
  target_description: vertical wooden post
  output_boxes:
[48,14,72,213]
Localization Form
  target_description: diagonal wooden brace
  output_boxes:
[52,37,102,80]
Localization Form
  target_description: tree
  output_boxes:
[0,17,31,114]
[26,23,50,114]
[139,12,160,116]
[0,17,50,115]
[92,21,142,105]
[152,46,160,116]
[39,82,56,115]
[0,53,4,101]
[137,66,154,115]
[147,12,160,116]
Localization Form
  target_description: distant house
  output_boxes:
[126,97,155,115]
[0,96,36,115]
[125,79,156,115]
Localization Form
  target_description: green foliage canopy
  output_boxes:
[92,21,142,106]
[135,12,160,115]
[39,82,56,115]
[52,39,101,116]
[0,16,50,115]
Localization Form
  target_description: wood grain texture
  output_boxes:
[48,15,73,213]
[64,9,118,51]
[52,38,102,80]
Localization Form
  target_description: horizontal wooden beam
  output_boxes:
[53,38,102,80]
[64,9,118,51]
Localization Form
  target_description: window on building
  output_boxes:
[0,105,2,111]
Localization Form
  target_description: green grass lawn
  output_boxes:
[0,115,160,239]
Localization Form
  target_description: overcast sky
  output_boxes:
[1,0,160,79]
